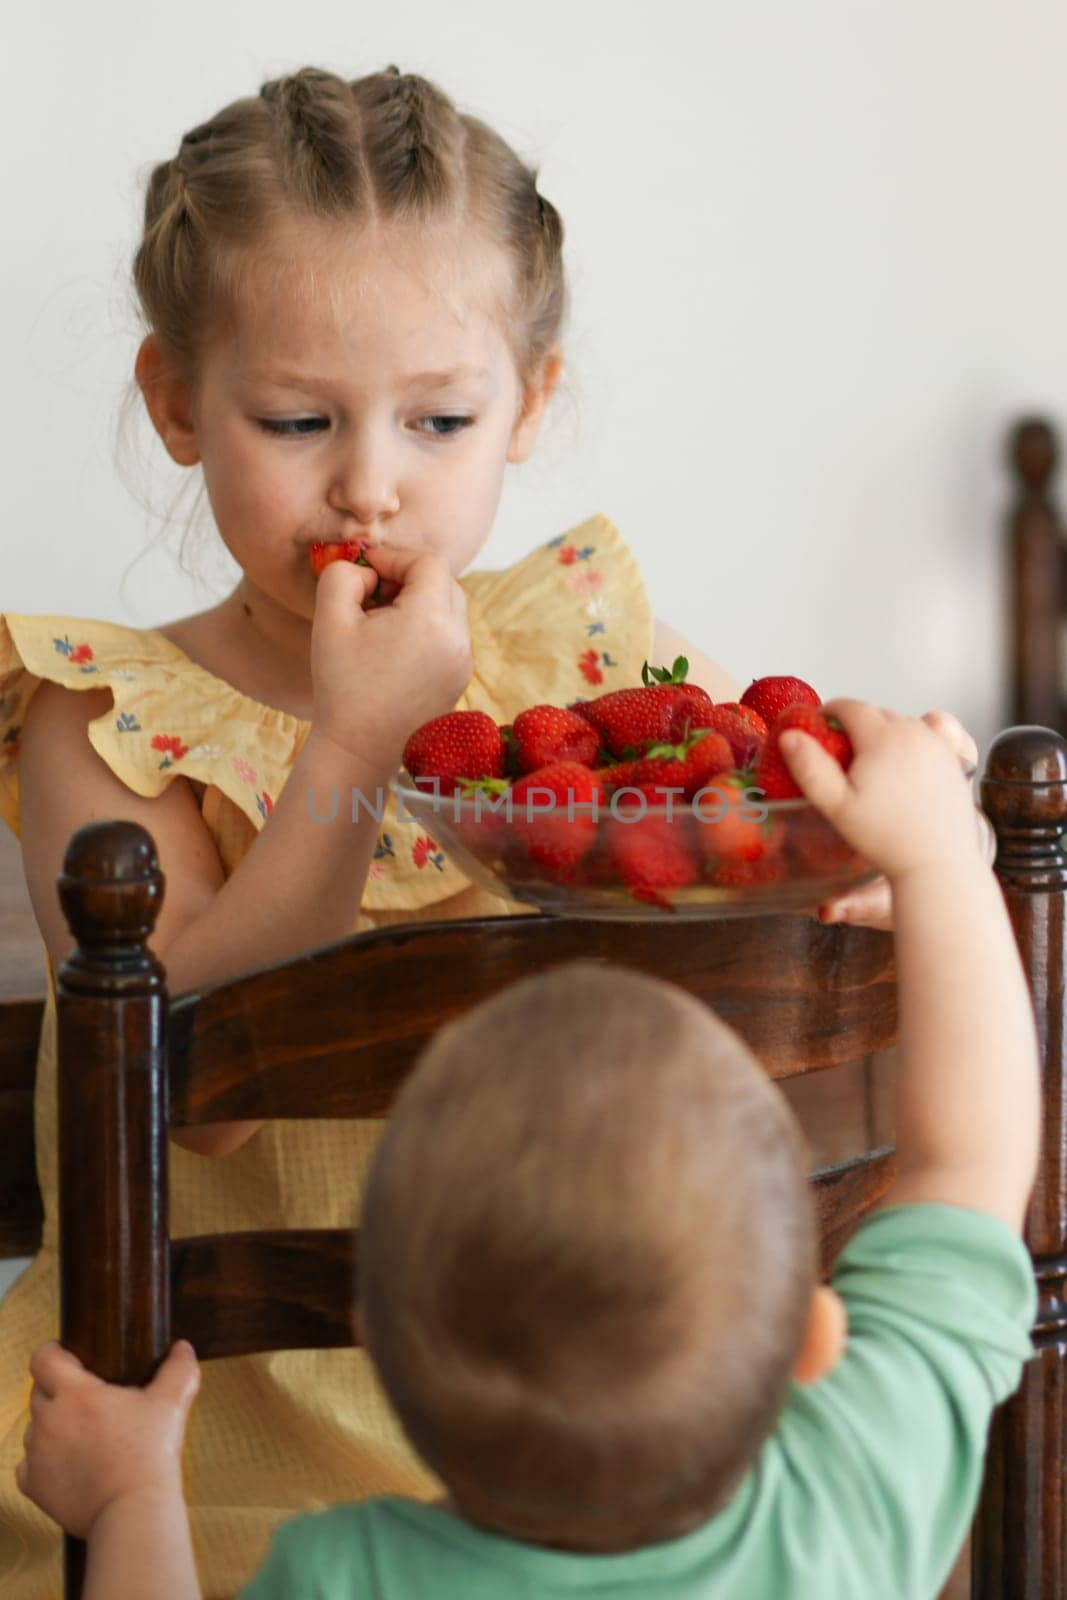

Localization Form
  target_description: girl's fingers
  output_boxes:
[314,557,377,621]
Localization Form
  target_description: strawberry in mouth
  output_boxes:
[309,539,398,606]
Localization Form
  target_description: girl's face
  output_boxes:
[142,216,560,623]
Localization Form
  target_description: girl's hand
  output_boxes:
[310,544,473,775]
[790,705,985,932]
[15,1340,200,1539]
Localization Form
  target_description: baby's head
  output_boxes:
[359,961,843,1554]
[129,66,565,607]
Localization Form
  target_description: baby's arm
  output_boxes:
[782,703,1041,1233]
[17,1341,202,1600]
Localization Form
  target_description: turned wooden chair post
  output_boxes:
[1008,418,1062,731]
[973,724,1067,1599]
[55,822,170,1600]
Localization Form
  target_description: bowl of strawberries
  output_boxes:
[394,663,951,919]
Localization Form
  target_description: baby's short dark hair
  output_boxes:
[359,960,815,1551]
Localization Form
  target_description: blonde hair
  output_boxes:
[359,961,816,1552]
[132,64,565,388]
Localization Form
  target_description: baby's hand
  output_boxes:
[310,544,473,774]
[16,1340,200,1540]
[781,700,983,886]
[816,709,986,928]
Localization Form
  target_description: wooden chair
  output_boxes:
[1,722,1065,1599]
[1007,415,1066,731]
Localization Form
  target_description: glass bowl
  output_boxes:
[392,763,975,920]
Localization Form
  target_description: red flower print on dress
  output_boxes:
[412,834,445,871]
[52,635,99,674]
[151,733,189,769]
[256,792,274,820]
[578,649,604,686]
[557,545,579,565]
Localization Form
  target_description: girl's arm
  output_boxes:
[652,620,742,701]
[19,686,391,1155]
[19,547,473,1157]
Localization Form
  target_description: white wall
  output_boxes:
[5,0,1067,758]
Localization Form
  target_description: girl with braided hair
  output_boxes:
[0,62,735,1598]
[0,62,978,1597]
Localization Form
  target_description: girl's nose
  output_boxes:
[327,438,400,528]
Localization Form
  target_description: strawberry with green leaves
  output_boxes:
[754,704,854,801]
[739,675,821,727]
[628,727,734,801]
[572,657,713,758]
[402,711,506,796]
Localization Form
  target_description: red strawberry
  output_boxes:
[308,539,395,607]
[739,676,821,727]
[685,703,768,768]
[572,656,711,759]
[707,853,789,890]
[602,784,700,907]
[787,811,867,877]
[754,705,854,801]
[693,772,785,865]
[403,711,506,796]
[309,539,370,577]
[510,762,604,880]
[629,728,734,801]
[511,704,602,773]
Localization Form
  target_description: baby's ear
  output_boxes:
[134,335,201,468]
[507,344,564,464]
[791,1285,847,1385]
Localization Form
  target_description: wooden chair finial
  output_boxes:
[1009,417,1058,496]
[56,819,165,985]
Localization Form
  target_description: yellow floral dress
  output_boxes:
[0,515,654,1600]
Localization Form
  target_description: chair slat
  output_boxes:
[169,1148,896,1362]
[171,1229,357,1359]
[168,914,896,1125]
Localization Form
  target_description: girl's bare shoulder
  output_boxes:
[18,679,225,973]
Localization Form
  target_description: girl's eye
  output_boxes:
[255,415,473,439]
[415,415,473,438]
[257,418,327,437]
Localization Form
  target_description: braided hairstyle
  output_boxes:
[132,65,566,389]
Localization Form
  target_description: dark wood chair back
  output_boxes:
[3,722,1064,1598]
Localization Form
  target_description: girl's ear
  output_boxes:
[506,344,564,464]
[134,336,201,467]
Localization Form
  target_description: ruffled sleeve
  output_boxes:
[0,614,310,844]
